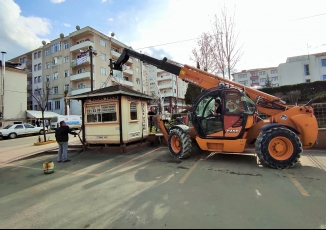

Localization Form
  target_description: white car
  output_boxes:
[0,123,48,139]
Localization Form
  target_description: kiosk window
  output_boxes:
[130,102,137,120]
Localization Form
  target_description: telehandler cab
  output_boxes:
[109,48,318,169]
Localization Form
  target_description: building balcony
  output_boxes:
[250,76,259,80]
[157,75,173,81]
[71,57,92,68]
[71,87,91,96]
[158,84,171,90]
[161,92,175,97]
[123,68,133,75]
[70,40,94,53]
[111,49,121,59]
[70,71,91,81]
[111,77,134,87]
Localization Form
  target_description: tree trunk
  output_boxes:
[41,110,47,142]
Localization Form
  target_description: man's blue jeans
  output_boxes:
[57,142,69,161]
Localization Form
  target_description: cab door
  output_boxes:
[222,90,249,139]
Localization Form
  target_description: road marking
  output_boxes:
[255,189,262,198]
[287,173,310,197]
[179,156,205,184]
[97,147,163,176]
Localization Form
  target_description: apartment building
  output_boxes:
[0,59,27,127]
[232,67,280,88]
[140,63,188,113]
[10,26,142,115]
[278,52,326,85]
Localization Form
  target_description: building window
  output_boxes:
[64,56,69,63]
[20,57,26,64]
[101,67,106,75]
[52,56,59,65]
[46,75,50,82]
[100,38,106,47]
[86,104,117,123]
[38,76,42,83]
[52,42,61,53]
[323,75,326,80]
[271,76,278,81]
[34,77,37,84]
[47,102,52,111]
[38,63,41,70]
[100,53,106,61]
[77,83,86,89]
[130,102,137,120]
[77,68,85,74]
[55,100,60,110]
[64,84,70,91]
[305,79,311,83]
[53,72,58,80]
[238,74,247,79]
[38,51,41,58]
[34,52,37,59]
[271,69,278,74]
[239,80,248,85]
[149,66,155,72]
[64,70,69,77]
[53,86,59,94]
[45,49,50,56]
[304,64,310,76]
[260,78,266,83]
[250,72,257,77]
[34,105,38,110]
[321,59,326,67]
[34,65,37,71]
[46,62,50,69]
[64,41,69,49]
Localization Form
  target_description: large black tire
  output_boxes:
[168,129,192,159]
[255,127,302,169]
[9,133,17,139]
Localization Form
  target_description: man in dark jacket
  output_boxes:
[55,120,79,162]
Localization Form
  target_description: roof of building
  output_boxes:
[0,61,26,71]
[67,84,153,100]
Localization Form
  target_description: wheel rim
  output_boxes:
[171,135,181,153]
[268,136,293,160]
[10,134,16,138]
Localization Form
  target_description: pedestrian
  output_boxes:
[35,119,40,127]
[148,106,157,133]
[45,119,49,130]
[55,120,79,163]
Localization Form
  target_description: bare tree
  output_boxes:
[32,82,51,142]
[211,6,243,79]
[190,32,216,72]
[287,91,301,105]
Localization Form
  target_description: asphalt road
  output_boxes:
[0,133,56,152]
[0,145,326,229]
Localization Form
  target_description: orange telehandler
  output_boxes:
[109,48,318,169]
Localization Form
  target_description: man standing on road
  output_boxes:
[148,106,157,133]
[55,120,79,163]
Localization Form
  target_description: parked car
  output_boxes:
[0,123,48,139]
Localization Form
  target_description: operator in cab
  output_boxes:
[214,98,222,117]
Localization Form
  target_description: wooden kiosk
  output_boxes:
[67,85,153,152]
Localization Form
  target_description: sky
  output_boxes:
[1,0,326,72]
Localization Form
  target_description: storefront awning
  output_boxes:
[26,110,60,119]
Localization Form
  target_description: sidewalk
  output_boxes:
[0,138,81,166]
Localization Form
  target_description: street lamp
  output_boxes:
[80,46,97,92]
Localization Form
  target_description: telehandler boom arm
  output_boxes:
[110,48,287,116]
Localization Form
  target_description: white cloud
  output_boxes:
[63,23,71,27]
[101,0,107,2]
[0,0,52,59]
[108,18,113,22]
[51,0,65,3]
